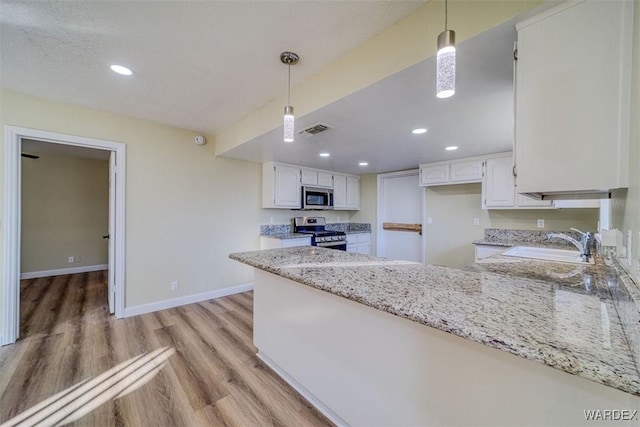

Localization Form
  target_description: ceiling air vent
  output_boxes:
[299,123,333,137]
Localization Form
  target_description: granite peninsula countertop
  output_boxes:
[230,246,640,396]
[260,232,311,240]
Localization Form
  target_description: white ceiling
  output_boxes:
[223,20,518,175]
[0,0,425,135]
[2,1,521,176]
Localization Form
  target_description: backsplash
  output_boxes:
[260,224,292,235]
[326,223,371,233]
[484,228,582,247]
[260,222,371,235]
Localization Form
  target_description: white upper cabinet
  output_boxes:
[514,0,633,195]
[483,156,515,208]
[516,194,553,208]
[301,168,318,186]
[419,164,449,186]
[262,162,301,208]
[318,171,334,188]
[333,173,360,210]
[301,168,333,188]
[482,155,553,209]
[263,162,358,210]
[346,175,360,210]
[419,157,484,187]
[449,160,484,183]
[333,174,347,209]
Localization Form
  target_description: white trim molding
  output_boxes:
[123,283,254,318]
[20,265,109,280]
[2,126,127,346]
[2,127,21,346]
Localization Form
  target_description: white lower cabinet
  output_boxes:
[346,233,371,255]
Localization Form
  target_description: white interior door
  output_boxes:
[108,151,116,314]
[378,171,423,262]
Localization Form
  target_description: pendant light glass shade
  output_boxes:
[437,29,456,99]
[280,51,299,142]
[284,105,295,142]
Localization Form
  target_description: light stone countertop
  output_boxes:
[230,246,640,396]
[260,233,311,240]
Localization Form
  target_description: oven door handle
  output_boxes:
[315,241,347,248]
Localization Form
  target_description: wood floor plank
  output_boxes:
[0,274,333,427]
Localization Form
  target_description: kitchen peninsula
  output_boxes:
[230,246,640,426]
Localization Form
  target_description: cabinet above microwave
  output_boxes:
[262,162,360,210]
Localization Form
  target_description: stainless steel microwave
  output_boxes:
[301,186,334,210]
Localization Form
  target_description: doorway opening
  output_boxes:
[2,126,126,346]
[376,170,425,263]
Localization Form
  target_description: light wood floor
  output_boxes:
[0,272,333,426]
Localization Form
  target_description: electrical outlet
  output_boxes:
[171,281,179,291]
[473,218,480,226]
[68,256,75,263]
[337,216,341,222]
[537,219,545,228]
[76,256,81,262]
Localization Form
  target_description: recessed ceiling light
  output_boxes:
[359,162,369,166]
[319,152,330,157]
[445,146,458,151]
[412,128,428,134]
[110,65,133,76]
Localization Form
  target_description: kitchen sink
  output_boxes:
[502,246,594,265]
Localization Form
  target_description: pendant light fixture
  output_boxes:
[436,0,455,99]
[281,51,300,142]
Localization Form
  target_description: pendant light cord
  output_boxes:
[445,0,448,31]
[288,63,291,105]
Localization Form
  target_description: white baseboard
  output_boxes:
[20,264,108,280]
[256,352,348,427]
[123,283,254,318]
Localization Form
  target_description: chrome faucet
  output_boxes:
[571,228,593,261]
[547,228,592,262]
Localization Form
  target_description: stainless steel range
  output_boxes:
[294,217,347,251]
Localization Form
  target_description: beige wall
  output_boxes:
[21,153,109,273]
[424,183,599,268]
[1,90,269,313]
[349,174,377,254]
[611,0,640,284]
